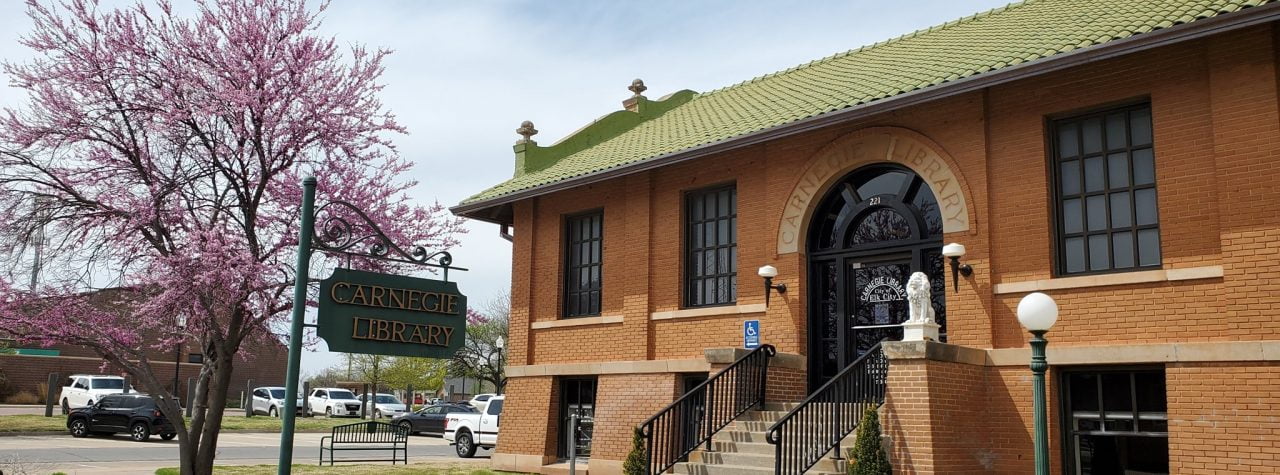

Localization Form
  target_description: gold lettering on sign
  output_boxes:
[351,316,455,347]
[328,283,464,315]
[776,128,971,255]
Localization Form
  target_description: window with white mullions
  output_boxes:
[1052,104,1160,275]
[563,211,603,317]
[1062,368,1168,474]
[685,185,737,307]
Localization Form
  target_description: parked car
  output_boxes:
[307,388,362,417]
[60,375,132,414]
[467,393,496,411]
[358,393,408,419]
[250,386,302,417]
[445,395,503,457]
[391,403,476,436]
[66,393,176,442]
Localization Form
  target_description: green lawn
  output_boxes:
[155,465,501,475]
[0,414,370,433]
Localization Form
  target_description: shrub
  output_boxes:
[36,382,49,402]
[3,391,40,405]
[848,408,891,475]
[623,427,647,475]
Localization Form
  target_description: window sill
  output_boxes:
[651,303,767,321]
[530,314,624,330]
[992,265,1223,295]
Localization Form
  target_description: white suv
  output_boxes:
[59,375,131,413]
[307,388,363,418]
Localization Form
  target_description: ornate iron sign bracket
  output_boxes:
[310,200,467,281]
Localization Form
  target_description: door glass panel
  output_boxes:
[855,171,907,201]
[848,209,911,245]
[850,260,909,358]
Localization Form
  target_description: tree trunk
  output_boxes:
[193,352,236,474]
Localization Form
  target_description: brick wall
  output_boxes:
[591,374,680,461]
[494,376,558,458]
[1167,362,1280,473]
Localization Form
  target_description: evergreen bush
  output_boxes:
[848,407,892,475]
[623,427,647,475]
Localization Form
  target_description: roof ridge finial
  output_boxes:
[516,120,538,145]
[629,78,647,97]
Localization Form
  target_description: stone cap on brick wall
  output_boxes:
[704,347,805,369]
[881,340,987,366]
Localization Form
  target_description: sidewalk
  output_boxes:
[42,457,490,475]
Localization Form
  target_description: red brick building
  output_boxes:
[0,288,289,405]
[453,1,1280,473]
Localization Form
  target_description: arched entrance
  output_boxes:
[806,164,946,390]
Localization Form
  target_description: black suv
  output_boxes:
[66,393,177,441]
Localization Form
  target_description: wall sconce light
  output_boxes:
[757,265,787,306]
[941,243,973,293]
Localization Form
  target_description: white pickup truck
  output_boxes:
[444,395,503,458]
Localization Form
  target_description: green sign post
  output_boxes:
[277,177,316,473]
[317,268,466,358]
[277,177,465,475]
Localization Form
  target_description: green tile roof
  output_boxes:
[459,0,1272,207]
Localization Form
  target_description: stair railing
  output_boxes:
[765,343,889,475]
[638,344,776,475]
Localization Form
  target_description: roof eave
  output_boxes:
[451,2,1280,224]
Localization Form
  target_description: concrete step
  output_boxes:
[672,461,844,475]
[730,419,845,433]
[735,410,792,423]
[711,429,770,444]
[761,402,800,412]
[708,439,773,454]
[689,450,846,473]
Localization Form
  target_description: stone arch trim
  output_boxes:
[776,127,975,255]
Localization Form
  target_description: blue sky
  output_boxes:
[0,0,1012,375]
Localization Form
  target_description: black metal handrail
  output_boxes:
[765,343,888,475]
[638,344,776,475]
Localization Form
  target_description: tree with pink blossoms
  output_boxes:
[0,1,463,473]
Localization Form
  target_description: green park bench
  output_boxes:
[318,421,408,466]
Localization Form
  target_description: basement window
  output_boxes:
[1061,368,1168,474]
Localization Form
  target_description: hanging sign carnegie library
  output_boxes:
[317,268,466,358]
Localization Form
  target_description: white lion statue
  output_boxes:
[906,272,935,324]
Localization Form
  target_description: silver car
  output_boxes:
[360,393,408,418]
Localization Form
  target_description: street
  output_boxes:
[0,432,487,474]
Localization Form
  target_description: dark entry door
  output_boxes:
[806,164,946,391]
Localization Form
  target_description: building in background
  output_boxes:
[454,1,1280,473]
[0,287,288,405]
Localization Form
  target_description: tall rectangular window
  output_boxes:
[564,211,602,317]
[685,185,737,307]
[1062,368,1168,474]
[1051,104,1160,275]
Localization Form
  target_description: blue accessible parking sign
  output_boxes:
[743,320,760,349]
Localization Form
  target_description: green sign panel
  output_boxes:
[317,268,466,358]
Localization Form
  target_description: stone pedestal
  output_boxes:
[902,321,941,342]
